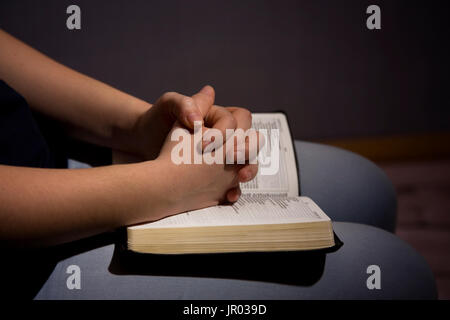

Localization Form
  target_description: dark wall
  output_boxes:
[0,0,448,140]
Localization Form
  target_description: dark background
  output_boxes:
[0,0,448,140]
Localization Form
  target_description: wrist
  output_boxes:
[112,98,152,156]
[114,159,183,226]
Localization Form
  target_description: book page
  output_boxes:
[129,196,329,229]
[240,113,299,197]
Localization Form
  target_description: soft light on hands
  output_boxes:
[136,85,260,203]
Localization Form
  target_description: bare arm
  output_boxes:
[0,145,247,248]
[0,29,149,154]
[0,30,255,161]
[0,30,260,247]
[0,161,173,247]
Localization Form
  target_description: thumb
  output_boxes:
[192,85,215,119]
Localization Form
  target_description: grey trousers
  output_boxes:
[33,141,437,299]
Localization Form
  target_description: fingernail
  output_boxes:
[187,113,202,126]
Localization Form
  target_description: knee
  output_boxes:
[326,222,437,299]
[296,141,397,232]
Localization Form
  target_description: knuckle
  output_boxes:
[161,91,176,102]
[242,109,252,121]
[181,96,194,109]
[228,114,237,129]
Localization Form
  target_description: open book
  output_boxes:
[127,113,335,254]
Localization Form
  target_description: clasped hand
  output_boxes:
[134,85,262,205]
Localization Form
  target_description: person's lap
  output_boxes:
[295,141,397,232]
[34,222,436,299]
[32,141,435,299]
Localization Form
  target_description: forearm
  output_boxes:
[0,161,174,247]
[0,29,150,153]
